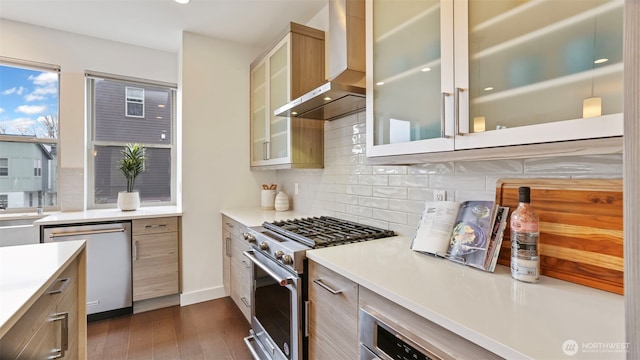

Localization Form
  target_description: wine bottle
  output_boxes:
[510,186,540,283]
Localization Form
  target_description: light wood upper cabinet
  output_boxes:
[366,0,624,159]
[250,22,326,169]
[132,217,179,302]
[308,260,359,360]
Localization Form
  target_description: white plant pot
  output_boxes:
[117,191,140,211]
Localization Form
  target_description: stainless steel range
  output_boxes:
[242,216,395,360]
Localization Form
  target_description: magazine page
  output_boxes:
[411,201,460,255]
[445,200,495,268]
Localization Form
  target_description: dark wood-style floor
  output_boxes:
[87,297,253,359]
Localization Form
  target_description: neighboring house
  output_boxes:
[93,80,173,204]
[0,139,56,209]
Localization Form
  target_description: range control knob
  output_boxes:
[260,242,269,251]
[274,250,284,259]
[243,233,256,243]
[282,254,293,265]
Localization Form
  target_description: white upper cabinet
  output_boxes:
[366,0,624,158]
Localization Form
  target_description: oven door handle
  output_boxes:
[243,250,292,286]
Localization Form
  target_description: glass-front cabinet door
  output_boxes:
[366,0,455,157]
[250,36,292,167]
[366,0,624,158]
[455,0,623,150]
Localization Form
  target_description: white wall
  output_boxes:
[179,32,273,305]
[0,19,177,211]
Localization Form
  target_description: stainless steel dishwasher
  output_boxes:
[42,221,133,321]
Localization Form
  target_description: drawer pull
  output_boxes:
[226,237,231,257]
[226,222,234,228]
[133,241,138,261]
[241,297,250,308]
[49,312,69,359]
[242,260,250,269]
[47,278,70,295]
[145,224,167,229]
[313,279,343,295]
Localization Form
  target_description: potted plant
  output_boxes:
[117,143,145,211]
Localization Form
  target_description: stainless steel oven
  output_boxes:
[359,307,452,360]
[243,249,304,360]
[242,216,395,360]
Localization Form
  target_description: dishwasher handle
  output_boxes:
[47,227,125,239]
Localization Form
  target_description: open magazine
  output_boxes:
[410,200,509,272]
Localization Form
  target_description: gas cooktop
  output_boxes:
[263,216,395,248]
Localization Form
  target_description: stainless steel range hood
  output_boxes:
[274,0,365,121]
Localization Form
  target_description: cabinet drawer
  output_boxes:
[222,216,246,239]
[132,217,178,235]
[0,265,75,359]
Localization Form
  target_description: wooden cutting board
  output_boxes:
[495,178,623,294]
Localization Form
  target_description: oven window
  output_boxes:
[255,266,292,358]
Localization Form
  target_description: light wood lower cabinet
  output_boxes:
[132,217,180,311]
[0,253,84,359]
[222,215,251,322]
[308,261,359,360]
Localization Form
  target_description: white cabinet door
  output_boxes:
[366,0,455,157]
[366,0,624,158]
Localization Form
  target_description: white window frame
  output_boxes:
[125,86,145,118]
[86,71,177,209]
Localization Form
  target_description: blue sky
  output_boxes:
[0,64,59,138]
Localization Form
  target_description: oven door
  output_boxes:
[243,250,302,360]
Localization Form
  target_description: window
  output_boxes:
[125,87,144,117]
[87,72,176,208]
[0,158,7,176]
[0,58,59,211]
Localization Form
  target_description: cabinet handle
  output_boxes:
[49,312,69,359]
[133,241,138,261]
[455,87,466,136]
[226,237,231,257]
[47,278,70,295]
[441,92,452,138]
[225,222,234,228]
[145,224,167,229]
[242,260,251,269]
[265,141,271,160]
[313,279,343,294]
[241,297,251,308]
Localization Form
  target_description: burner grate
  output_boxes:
[264,216,395,248]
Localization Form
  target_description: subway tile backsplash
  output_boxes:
[276,112,623,237]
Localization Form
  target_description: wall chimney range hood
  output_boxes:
[274,0,365,121]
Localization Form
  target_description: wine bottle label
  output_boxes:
[511,220,538,232]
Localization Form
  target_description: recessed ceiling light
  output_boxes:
[376,81,384,86]
[421,67,431,72]
[324,96,332,101]
[484,87,494,91]
[291,111,298,115]
[174,0,189,4]
[594,58,608,64]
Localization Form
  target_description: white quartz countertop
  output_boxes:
[307,236,626,360]
[220,208,320,227]
[34,206,182,226]
[0,240,86,338]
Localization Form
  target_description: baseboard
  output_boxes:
[133,293,180,314]
[180,285,227,306]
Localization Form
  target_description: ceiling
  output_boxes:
[0,0,327,53]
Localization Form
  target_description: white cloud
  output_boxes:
[16,104,47,115]
[0,108,4,113]
[2,86,26,95]
[29,72,58,86]
[25,85,58,102]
